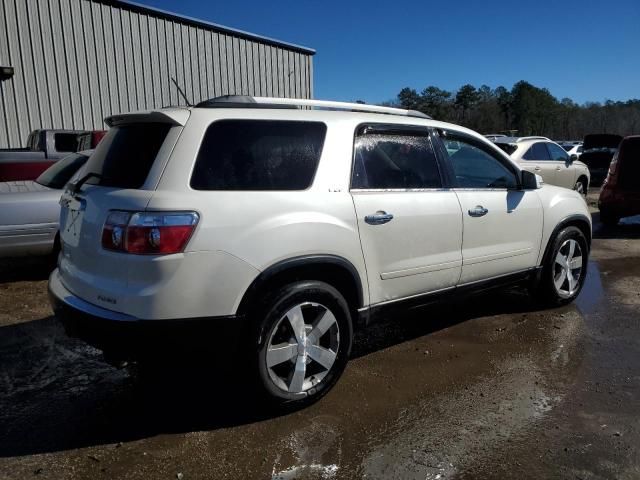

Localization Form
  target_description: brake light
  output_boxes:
[102,211,199,255]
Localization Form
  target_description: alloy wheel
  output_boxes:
[553,239,583,298]
[265,302,340,394]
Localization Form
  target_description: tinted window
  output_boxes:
[191,120,326,191]
[35,153,89,189]
[352,130,441,189]
[547,142,569,161]
[54,133,80,152]
[619,138,640,190]
[84,123,171,189]
[444,137,518,189]
[523,142,551,160]
[562,145,573,151]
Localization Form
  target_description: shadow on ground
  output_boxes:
[592,212,640,240]
[0,285,546,458]
[0,257,54,284]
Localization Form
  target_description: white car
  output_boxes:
[493,137,591,194]
[49,97,591,406]
[0,151,91,258]
[562,143,583,159]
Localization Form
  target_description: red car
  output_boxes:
[599,135,640,226]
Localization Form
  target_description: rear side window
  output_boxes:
[84,123,171,189]
[54,133,80,152]
[523,142,551,161]
[191,120,326,191]
[352,128,441,189]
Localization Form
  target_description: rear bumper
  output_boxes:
[48,269,246,361]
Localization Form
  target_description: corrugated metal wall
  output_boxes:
[0,0,314,148]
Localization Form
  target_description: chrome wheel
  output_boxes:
[553,239,583,298]
[265,302,340,394]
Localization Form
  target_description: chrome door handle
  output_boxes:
[365,211,394,225]
[468,205,489,217]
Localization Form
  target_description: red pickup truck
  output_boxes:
[0,129,105,181]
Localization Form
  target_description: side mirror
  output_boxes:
[521,170,543,190]
[569,154,578,162]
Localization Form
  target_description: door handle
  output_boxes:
[534,166,541,171]
[468,205,489,217]
[556,166,562,171]
[365,211,394,225]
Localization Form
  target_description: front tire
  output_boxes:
[252,281,353,406]
[533,226,589,307]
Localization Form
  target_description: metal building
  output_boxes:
[0,0,315,148]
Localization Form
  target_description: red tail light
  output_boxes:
[102,211,199,255]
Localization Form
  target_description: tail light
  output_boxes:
[102,211,199,255]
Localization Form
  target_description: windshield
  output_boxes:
[35,152,90,189]
[562,145,573,151]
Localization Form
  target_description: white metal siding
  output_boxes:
[0,0,314,147]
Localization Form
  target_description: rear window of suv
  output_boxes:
[84,123,172,189]
[190,120,326,191]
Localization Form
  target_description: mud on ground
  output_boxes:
[1,197,639,479]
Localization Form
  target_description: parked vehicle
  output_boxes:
[484,134,507,141]
[0,150,92,258]
[49,96,591,406]
[599,135,640,225]
[561,143,583,158]
[0,129,103,182]
[579,134,622,186]
[493,136,591,194]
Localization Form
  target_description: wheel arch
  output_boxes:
[237,255,365,323]
[540,214,592,267]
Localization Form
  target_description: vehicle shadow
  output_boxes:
[0,257,53,284]
[0,285,549,458]
[591,212,640,240]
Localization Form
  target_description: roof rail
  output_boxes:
[516,136,550,142]
[194,95,432,119]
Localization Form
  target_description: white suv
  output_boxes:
[49,96,591,406]
[493,136,591,194]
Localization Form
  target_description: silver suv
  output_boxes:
[50,96,591,406]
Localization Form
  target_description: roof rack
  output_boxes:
[516,136,550,142]
[195,95,432,119]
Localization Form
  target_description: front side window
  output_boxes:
[191,120,326,191]
[547,142,569,161]
[523,142,552,161]
[351,128,441,189]
[443,136,518,189]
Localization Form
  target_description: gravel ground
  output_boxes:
[1,190,639,480]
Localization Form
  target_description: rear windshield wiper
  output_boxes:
[68,172,103,196]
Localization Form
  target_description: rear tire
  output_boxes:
[574,177,588,196]
[532,226,589,307]
[251,281,353,406]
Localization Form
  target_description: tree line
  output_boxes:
[387,81,640,140]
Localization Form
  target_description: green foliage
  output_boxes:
[395,81,640,138]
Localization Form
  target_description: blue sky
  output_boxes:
[139,0,639,105]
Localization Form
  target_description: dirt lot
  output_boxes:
[1,193,640,480]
